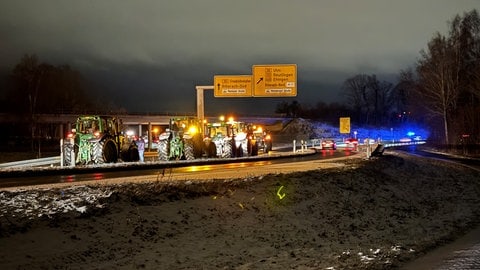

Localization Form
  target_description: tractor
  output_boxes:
[204,118,257,158]
[62,115,139,166]
[248,125,273,154]
[157,117,212,160]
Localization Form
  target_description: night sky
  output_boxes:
[1,1,477,116]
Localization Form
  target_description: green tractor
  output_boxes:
[157,117,213,161]
[62,115,139,166]
[204,119,258,158]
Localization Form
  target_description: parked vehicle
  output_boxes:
[204,118,254,158]
[157,117,205,161]
[63,115,139,165]
[321,139,337,150]
[249,125,273,154]
[345,138,359,150]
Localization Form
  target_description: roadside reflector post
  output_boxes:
[366,138,371,159]
[60,139,64,167]
[70,137,75,167]
[293,140,296,153]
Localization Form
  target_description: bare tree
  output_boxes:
[416,33,461,144]
[451,10,480,142]
[8,54,95,152]
[415,9,480,144]
[392,69,414,117]
[342,74,370,124]
[367,75,393,126]
[343,74,393,126]
[10,54,46,151]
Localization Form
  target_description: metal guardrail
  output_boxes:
[0,140,426,169]
[306,138,426,149]
[0,156,60,168]
[384,141,426,148]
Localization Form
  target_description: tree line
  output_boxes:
[277,9,480,145]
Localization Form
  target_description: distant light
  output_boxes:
[407,131,415,137]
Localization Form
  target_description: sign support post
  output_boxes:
[195,85,214,124]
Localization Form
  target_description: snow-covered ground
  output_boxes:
[0,185,113,219]
[1,151,479,269]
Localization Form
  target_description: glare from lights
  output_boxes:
[188,126,198,134]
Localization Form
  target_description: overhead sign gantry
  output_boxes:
[213,75,253,97]
[252,64,297,97]
[197,64,297,122]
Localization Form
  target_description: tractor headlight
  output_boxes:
[188,126,198,135]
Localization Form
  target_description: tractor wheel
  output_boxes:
[158,139,169,161]
[129,145,140,162]
[206,141,217,158]
[236,144,244,157]
[221,139,233,159]
[94,139,118,164]
[192,134,204,158]
[247,140,258,156]
[184,139,195,160]
[251,143,259,156]
[63,143,74,166]
[266,141,273,153]
[93,141,104,164]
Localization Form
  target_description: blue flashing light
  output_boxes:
[407,131,415,137]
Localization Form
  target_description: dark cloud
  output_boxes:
[1,1,478,115]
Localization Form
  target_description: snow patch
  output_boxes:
[0,185,113,219]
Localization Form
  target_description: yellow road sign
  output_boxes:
[213,75,252,97]
[252,64,297,97]
[339,117,351,134]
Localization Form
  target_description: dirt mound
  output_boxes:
[275,118,315,142]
